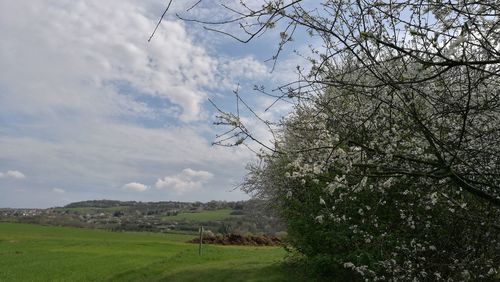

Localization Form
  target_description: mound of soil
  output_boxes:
[189,233,281,246]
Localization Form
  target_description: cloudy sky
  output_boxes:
[0,0,305,208]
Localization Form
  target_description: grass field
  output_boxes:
[162,209,239,222]
[0,222,287,281]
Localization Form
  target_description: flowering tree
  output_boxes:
[243,76,500,280]
[175,0,500,280]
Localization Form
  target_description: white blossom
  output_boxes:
[343,262,355,269]
[315,215,324,224]
[319,197,326,205]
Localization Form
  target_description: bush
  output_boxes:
[273,171,500,281]
[244,87,500,281]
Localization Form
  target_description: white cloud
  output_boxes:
[0,170,26,179]
[156,168,214,194]
[0,121,252,192]
[122,182,148,192]
[0,0,280,124]
[0,0,220,121]
[181,168,215,180]
[52,188,66,194]
[0,0,278,207]
[217,56,268,88]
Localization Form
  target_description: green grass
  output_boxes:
[162,209,240,222]
[0,223,286,281]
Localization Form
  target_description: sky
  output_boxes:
[0,0,307,208]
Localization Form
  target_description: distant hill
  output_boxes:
[1,199,286,236]
[63,199,241,211]
[64,200,136,208]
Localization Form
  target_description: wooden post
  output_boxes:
[198,225,203,256]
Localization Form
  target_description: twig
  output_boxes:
[148,0,173,42]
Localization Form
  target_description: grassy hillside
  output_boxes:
[0,223,287,281]
[162,209,239,222]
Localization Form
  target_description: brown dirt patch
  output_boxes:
[189,234,282,246]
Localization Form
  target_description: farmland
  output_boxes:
[161,209,239,222]
[0,223,287,281]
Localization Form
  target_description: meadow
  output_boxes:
[0,222,287,281]
[161,209,239,222]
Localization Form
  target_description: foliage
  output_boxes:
[178,1,500,280]
[244,88,500,280]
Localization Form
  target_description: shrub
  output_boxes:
[243,86,500,281]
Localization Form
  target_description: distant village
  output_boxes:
[0,200,285,236]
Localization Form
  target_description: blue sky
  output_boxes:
[0,0,307,208]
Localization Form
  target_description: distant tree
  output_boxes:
[113,211,124,217]
[218,222,232,235]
